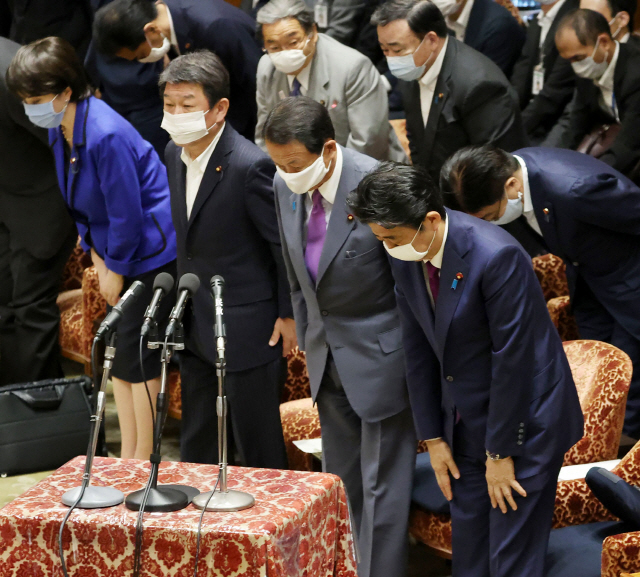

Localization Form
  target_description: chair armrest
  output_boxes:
[81,267,107,360]
[602,531,640,577]
[552,478,615,528]
[547,296,580,342]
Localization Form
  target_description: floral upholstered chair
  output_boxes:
[409,340,632,558]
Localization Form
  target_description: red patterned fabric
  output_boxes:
[532,254,570,301]
[60,241,92,292]
[548,296,581,342]
[280,398,322,471]
[562,340,632,465]
[167,367,182,421]
[0,456,357,577]
[282,347,312,402]
[410,341,633,556]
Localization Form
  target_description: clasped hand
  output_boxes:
[426,439,527,513]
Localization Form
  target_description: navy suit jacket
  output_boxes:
[165,124,293,372]
[517,147,640,340]
[392,209,583,477]
[463,0,525,78]
[165,0,262,141]
[49,97,176,278]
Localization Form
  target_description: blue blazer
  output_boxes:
[392,209,583,477]
[463,0,525,78]
[517,147,640,341]
[50,96,176,277]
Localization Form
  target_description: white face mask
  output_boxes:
[431,0,462,16]
[492,191,523,225]
[276,145,331,194]
[139,34,171,63]
[385,222,439,261]
[268,39,310,74]
[571,38,609,80]
[609,15,622,39]
[161,109,214,145]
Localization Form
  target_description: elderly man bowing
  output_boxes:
[255,0,407,162]
[264,96,416,577]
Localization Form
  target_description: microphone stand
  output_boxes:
[125,321,199,511]
[61,332,124,508]
[192,331,255,512]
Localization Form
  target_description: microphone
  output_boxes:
[165,273,200,337]
[210,275,226,341]
[95,281,145,339]
[141,272,175,337]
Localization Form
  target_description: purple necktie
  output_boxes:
[305,189,326,284]
[290,77,302,97]
[426,262,440,304]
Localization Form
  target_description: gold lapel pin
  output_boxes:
[216,166,222,172]
[347,214,354,222]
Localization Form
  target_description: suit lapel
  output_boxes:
[67,98,90,210]
[408,261,437,348]
[173,148,188,227]
[187,126,233,231]
[165,0,193,53]
[307,39,330,106]
[420,41,454,166]
[315,148,358,286]
[434,211,470,358]
[286,190,315,291]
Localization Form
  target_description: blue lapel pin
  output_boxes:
[451,272,463,290]
[293,199,296,211]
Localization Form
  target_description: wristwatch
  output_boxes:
[486,450,509,461]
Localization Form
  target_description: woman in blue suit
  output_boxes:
[7,37,177,460]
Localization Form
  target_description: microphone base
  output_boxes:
[192,489,255,512]
[124,485,198,512]
[61,486,124,509]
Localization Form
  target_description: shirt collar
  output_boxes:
[596,40,619,92]
[620,31,630,43]
[287,60,312,91]
[537,0,566,25]
[513,155,533,214]
[424,212,449,269]
[307,144,343,205]
[163,3,180,52]
[446,0,474,38]
[419,36,449,89]
[180,122,226,171]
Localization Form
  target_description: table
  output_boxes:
[0,456,358,576]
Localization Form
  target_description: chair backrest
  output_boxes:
[532,254,570,301]
[60,240,92,292]
[563,340,632,465]
[613,439,640,484]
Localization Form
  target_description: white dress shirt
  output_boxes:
[447,0,474,42]
[419,37,449,126]
[596,41,620,119]
[180,123,226,219]
[286,62,312,96]
[537,0,567,48]
[304,145,343,229]
[513,155,543,236]
[164,3,181,54]
[422,214,449,309]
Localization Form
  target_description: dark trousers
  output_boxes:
[0,220,76,385]
[315,357,416,577]
[179,350,288,469]
[572,277,640,438]
[450,424,563,577]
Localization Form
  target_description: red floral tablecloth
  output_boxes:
[0,456,358,577]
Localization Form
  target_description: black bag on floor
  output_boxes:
[0,376,93,476]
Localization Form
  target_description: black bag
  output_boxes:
[0,376,93,476]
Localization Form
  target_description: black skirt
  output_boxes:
[106,260,177,383]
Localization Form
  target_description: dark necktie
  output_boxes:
[290,78,302,97]
[426,262,440,304]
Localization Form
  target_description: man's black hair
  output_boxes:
[371,0,448,39]
[93,0,157,56]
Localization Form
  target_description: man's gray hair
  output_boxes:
[158,50,230,107]
[256,0,315,32]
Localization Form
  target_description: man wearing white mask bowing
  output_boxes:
[159,51,295,469]
[264,96,416,577]
[255,0,407,162]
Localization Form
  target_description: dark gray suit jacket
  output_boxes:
[274,146,409,422]
[400,38,528,183]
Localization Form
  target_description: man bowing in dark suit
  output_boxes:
[264,96,416,577]
[347,162,584,577]
[159,51,294,468]
[93,0,261,141]
[441,144,640,438]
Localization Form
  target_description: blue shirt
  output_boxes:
[50,96,176,277]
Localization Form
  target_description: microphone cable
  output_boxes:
[58,337,99,577]
[193,474,221,577]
